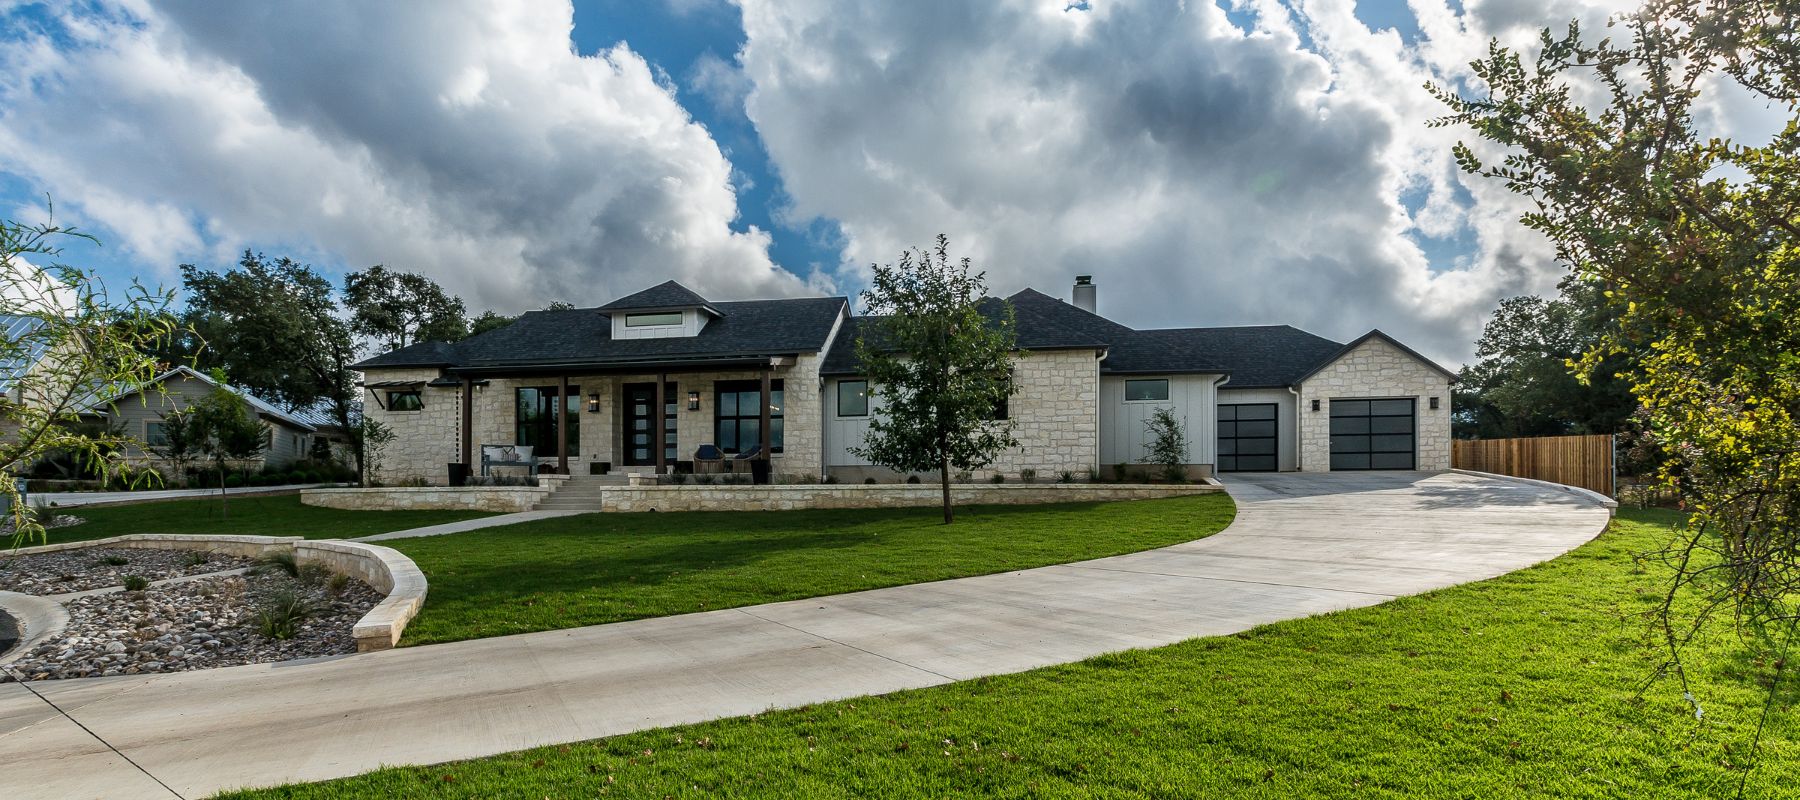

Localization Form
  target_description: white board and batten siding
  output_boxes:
[610,309,709,340]
[1098,374,1223,469]
[1215,387,1299,472]
[824,377,878,467]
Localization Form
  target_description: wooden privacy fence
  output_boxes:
[1451,434,1615,497]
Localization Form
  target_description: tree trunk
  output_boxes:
[218,463,229,519]
[940,454,953,525]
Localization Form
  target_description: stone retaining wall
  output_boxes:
[5,534,426,652]
[301,486,551,512]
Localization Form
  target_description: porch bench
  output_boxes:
[480,444,539,477]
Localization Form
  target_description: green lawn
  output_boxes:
[224,508,1798,799]
[31,494,495,544]
[389,494,1237,646]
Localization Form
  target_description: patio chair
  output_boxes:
[694,444,724,474]
[730,443,765,483]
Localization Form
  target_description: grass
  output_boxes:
[222,508,1799,799]
[389,494,1237,646]
[26,494,495,544]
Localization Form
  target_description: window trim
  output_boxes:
[144,420,170,448]
[836,380,869,418]
[715,379,784,454]
[386,390,424,411]
[1122,378,1171,403]
[623,311,684,328]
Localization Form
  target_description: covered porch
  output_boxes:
[447,356,802,482]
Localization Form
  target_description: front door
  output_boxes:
[622,382,678,466]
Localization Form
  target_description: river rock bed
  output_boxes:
[0,570,380,682]
[0,547,253,594]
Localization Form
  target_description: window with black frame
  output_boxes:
[515,385,579,455]
[715,379,783,453]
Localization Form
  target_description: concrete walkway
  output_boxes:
[0,471,1612,799]
[29,484,340,509]
[350,510,582,542]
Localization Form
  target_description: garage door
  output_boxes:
[1329,398,1415,470]
[1218,403,1278,472]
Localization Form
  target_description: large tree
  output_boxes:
[1455,280,1636,438]
[179,252,364,477]
[851,235,1018,524]
[1437,0,1800,763]
[1,209,178,545]
[468,310,517,337]
[343,265,468,351]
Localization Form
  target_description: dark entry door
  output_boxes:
[1328,398,1416,470]
[1218,403,1279,472]
[622,382,677,466]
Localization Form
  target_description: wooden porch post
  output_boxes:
[759,368,772,461]
[460,378,473,469]
[655,374,668,474]
[558,375,570,475]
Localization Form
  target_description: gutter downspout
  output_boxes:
[1210,374,1231,477]
[1287,385,1303,472]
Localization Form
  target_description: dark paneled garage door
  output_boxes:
[1329,398,1416,470]
[1218,403,1278,472]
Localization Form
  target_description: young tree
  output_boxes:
[1,207,179,546]
[1437,0,1800,765]
[180,252,363,477]
[851,235,1018,524]
[150,408,202,488]
[188,379,269,518]
[1142,407,1189,483]
[357,417,395,487]
[343,265,469,351]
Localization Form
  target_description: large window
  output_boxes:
[716,379,783,454]
[1124,379,1170,401]
[624,312,683,327]
[387,390,423,411]
[837,380,869,417]
[516,386,580,455]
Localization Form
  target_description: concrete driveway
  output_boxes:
[0,471,1613,799]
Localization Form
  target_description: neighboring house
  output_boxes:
[90,366,324,471]
[354,278,1455,485]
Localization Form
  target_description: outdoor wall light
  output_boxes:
[587,393,600,413]
[687,390,701,411]
[1311,399,1320,412]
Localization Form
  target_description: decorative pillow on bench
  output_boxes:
[482,444,534,463]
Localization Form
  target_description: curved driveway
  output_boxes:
[0,471,1613,799]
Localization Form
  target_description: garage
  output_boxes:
[1218,403,1279,472]
[1329,398,1415,470]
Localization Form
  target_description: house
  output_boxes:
[89,366,328,471]
[353,278,1455,485]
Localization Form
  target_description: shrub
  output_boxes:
[254,550,301,578]
[326,572,351,595]
[184,551,211,567]
[954,471,973,483]
[864,477,877,485]
[1143,407,1189,483]
[906,474,922,484]
[668,472,690,485]
[1111,463,1128,482]
[122,574,149,591]
[255,589,314,640]
[223,474,244,489]
[822,474,840,484]
[1019,468,1037,483]
[989,473,1006,484]
[693,474,715,485]
[1087,467,1101,482]
[1058,470,1076,483]
[296,563,333,586]
[99,555,130,567]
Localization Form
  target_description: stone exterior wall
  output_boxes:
[302,486,551,512]
[1297,337,1453,472]
[361,367,462,485]
[986,349,1100,480]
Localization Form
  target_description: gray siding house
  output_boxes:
[354,278,1455,485]
[93,366,326,471]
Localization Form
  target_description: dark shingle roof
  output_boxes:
[353,296,847,371]
[1111,325,1343,386]
[820,290,1117,376]
[596,280,720,315]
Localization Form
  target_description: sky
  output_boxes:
[0,0,1769,366]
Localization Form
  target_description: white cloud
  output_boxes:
[0,0,806,312]
[731,0,1649,364]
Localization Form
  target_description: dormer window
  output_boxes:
[625,312,683,328]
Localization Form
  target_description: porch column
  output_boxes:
[558,375,569,475]
[654,374,668,474]
[460,378,473,469]
[760,368,772,461]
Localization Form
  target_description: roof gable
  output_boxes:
[596,281,721,316]
[1293,329,1459,385]
[92,366,317,432]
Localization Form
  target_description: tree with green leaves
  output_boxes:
[188,377,268,518]
[343,265,469,351]
[468,310,517,337]
[1455,280,1637,438]
[149,407,202,488]
[1,207,179,546]
[851,235,1018,524]
[179,252,363,478]
[1143,407,1189,483]
[1436,1,1800,769]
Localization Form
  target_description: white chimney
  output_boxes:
[1072,275,1097,313]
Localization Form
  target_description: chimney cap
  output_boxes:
[1074,275,1092,285]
